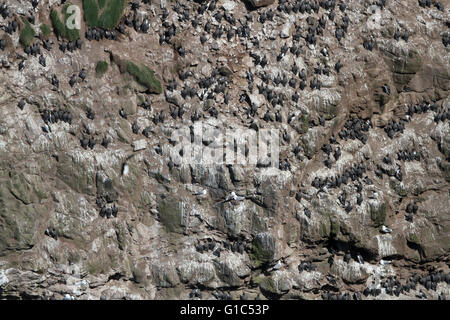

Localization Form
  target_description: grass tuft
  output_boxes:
[125,61,162,94]
[19,20,36,48]
[39,24,52,37]
[82,0,99,28]
[96,60,109,76]
[83,0,126,30]
[98,0,106,9]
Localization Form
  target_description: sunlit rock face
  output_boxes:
[0,0,449,300]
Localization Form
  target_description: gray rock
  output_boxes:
[133,139,147,151]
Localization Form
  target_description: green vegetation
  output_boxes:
[370,202,387,228]
[254,275,278,295]
[249,235,275,267]
[98,0,107,9]
[390,179,407,197]
[322,104,338,120]
[50,10,65,38]
[126,61,162,94]
[96,60,109,76]
[39,24,52,37]
[87,261,107,275]
[50,3,80,42]
[330,218,339,238]
[320,221,329,238]
[98,0,126,29]
[82,0,99,27]
[408,233,420,245]
[299,113,310,134]
[82,0,126,30]
[19,20,36,48]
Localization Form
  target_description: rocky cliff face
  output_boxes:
[0,0,449,300]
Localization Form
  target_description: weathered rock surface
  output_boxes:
[0,0,448,300]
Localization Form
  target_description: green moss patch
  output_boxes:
[299,113,310,134]
[407,233,420,245]
[19,20,36,48]
[98,0,107,9]
[125,61,162,94]
[96,60,109,76]
[39,24,52,37]
[249,233,275,267]
[82,0,99,28]
[322,104,338,120]
[390,179,407,197]
[86,260,109,275]
[330,217,339,238]
[82,0,126,30]
[370,202,387,228]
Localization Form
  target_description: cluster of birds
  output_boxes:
[396,149,420,162]
[297,260,317,272]
[418,0,444,11]
[1,16,17,34]
[308,161,369,214]
[325,248,366,268]
[404,201,419,222]
[85,28,119,41]
[320,260,449,300]
[375,159,403,182]
[363,38,376,51]
[212,290,233,300]
[23,42,42,56]
[80,134,96,150]
[210,289,261,301]
[433,109,450,124]
[40,108,73,125]
[404,101,450,124]
[384,119,406,139]
[58,38,83,53]
[321,291,358,300]
[224,238,247,255]
[195,237,248,257]
[188,288,202,300]
[97,200,119,219]
[393,28,410,42]
[363,271,450,299]
[0,2,10,19]
[195,238,219,255]
[149,0,363,130]
[337,117,371,144]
